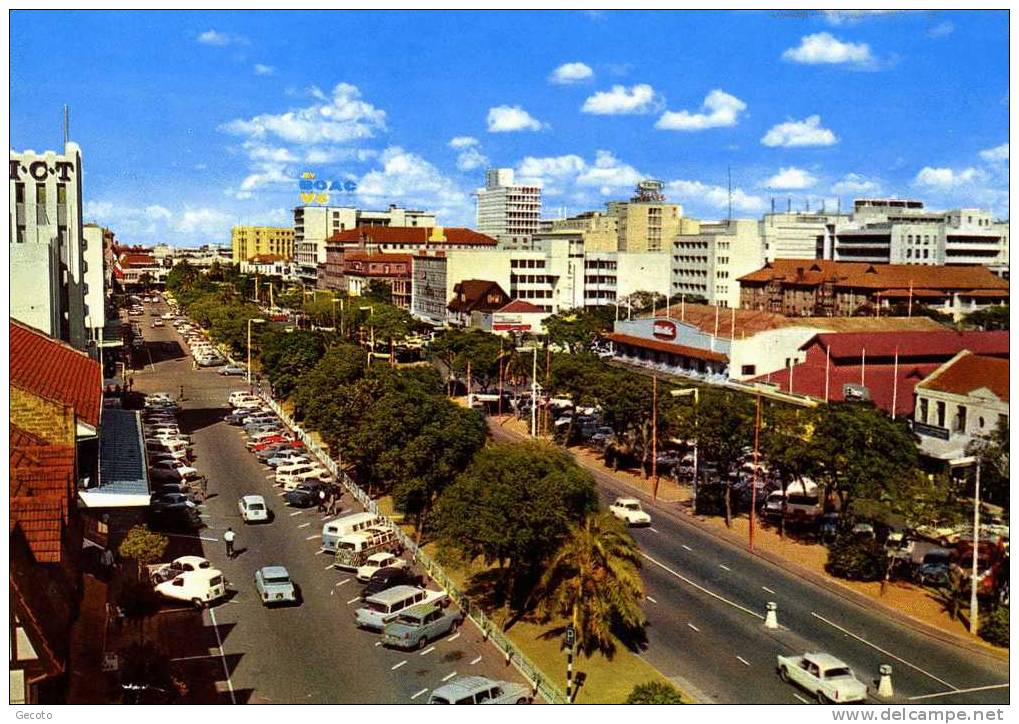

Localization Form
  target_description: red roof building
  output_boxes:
[10,320,103,430]
[750,330,1009,416]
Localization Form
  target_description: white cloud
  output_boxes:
[448,136,480,149]
[254,64,275,76]
[220,82,387,145]
[514,152,638,196]
[979,143,1009,163]
[197,30,231,46]
[144,205,172,220]
[763,167,817,190]
[456,147,489,172]
[666,179,767,214]
[357,146,470,221]
[831,173,881,195]
[656,89,747,131]
[174,206,234,236]
[303,147,377,164]
[782,33,875,67]
[761,115,838,147]
[581,84,661,115]
[486,105,546,132]
[575,151,643,192]
[550,62,594,84]
[927,21,954,38]
[914,166,985,189]
[823,10,901,25]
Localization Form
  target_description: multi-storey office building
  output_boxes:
[759,210,850,261]
[672,219,764,308]
[231,226,295,263]
[475,168,541,242]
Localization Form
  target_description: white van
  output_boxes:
[154,569,227,609]
[146,438,190,460]
[354,585,448,631]
[763,479,821,522]
[275,462,329,489]
[333,527,402,570]
[321,512,385,553]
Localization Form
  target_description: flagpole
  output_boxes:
[861,347,866,388]
[824,342,831,403]
[891,346,899,418]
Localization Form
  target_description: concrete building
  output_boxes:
[472,299,549,337]
[295,204,436,284]
[608,180,695,253]
[760,209,849,261]
[820,199,1009,276]
[475,168,541,242]
[672,219,764,308]
[81,224,108,350]
[343,252,414,309]
[10,142,88,351]
[231,226,295,263]
[537,211,619,252]
[739,259,1009,320]
[239,254,298,280]
[912,351,1009,462]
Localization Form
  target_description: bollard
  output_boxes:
[877,664,893,698]
[765,601,779,629]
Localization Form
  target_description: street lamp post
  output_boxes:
[670,388,700,507]
[516,345,539,437]
[359,306,374,368]
[246,318,266,384]
[950,455,982,636]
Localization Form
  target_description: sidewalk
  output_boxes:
[486,412,1006,657]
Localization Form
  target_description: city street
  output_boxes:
[131,303,532,704]
[489,422,1010,705]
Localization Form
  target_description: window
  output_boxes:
[36,183,46,203]
[978,416,985,430]
[57,183,67,204]
[741,365,756,376]
[954,405,967,433]
[15,183,24,202]
[936,401,946,428]
[919,398,929,424]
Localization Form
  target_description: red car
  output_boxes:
[251,438,302,453]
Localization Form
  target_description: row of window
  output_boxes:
[906,248,930,259]
[585,276,616,285]
[512,274,548,284]
[584,260,617,270]
[510,259,546,269]
[14,182,69,204]
[514,289,552,299]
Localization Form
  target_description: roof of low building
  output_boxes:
[327,226,498,246]
[344,252,414,265]
[605,332,728,363]
[119,253,159,268]
[806,330,1010,359]
[447,279,509,313]
[248,253,284,263]
[497,299,546,314]
[916,351,1009,402]
[10,320,103,428]
[739,259,1009,291]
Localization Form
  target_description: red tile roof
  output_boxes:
[740,259,1009,292]
[344,252,414,264]
[916,352,1009,402]
[498,300,546,314]
[606,333,728,363]
[958,289,1010,299]
[248,253,284,263]
[808,330,1010,359]
[327,226,498,246]
[10,320,103,428]
[448,280,510,313]
[119,253,158,268]
[10,498,65,563]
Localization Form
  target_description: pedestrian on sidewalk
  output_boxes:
[179,385,185,402]
[224,527,236,558]
[317,489,327,513]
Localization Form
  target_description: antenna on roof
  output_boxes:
[727,166,733,222]
[771,197,775,214]
[787,197,792,213]
[805,197,810,213]
[63,105,69,145]
[837,197,841,215]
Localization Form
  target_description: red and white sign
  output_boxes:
[652,319,677,340]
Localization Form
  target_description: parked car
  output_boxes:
[381,603,462,650]
[362,567,422,600]
[356,552,409,583]
[427,676,532,705]
[609,498,652,527]
[151,319,165,328]
[254,566,298,606]
[219,365,247,376]
[776,652,868,704]
[154,569,227,609]
[150,492,197,514]
[285,481,328,508]
[267,450,309,468]
[917,550,952,587]
[149,556,212,584]
[354,585,448,631]
[238,495,269,523]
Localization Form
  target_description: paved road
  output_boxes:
[131,303,531,704]
[489,422,1010,705]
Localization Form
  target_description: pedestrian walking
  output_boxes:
[224,527,236,558]
[317,489,327,513]
[127,376,134,391]
[179,385,185,401]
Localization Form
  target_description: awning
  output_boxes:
[606,332,728,363]
[80,407,150,508]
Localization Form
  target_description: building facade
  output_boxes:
[343,252,414,309]
[475,168,542,241]
[760,209,849,261]
[10,142,88,351]
[672,219,764,308]
[231,226,295,263]
[609,180,692,253]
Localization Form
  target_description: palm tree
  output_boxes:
[531,511,646,656]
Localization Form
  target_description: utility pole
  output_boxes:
[727,166,733,223]
[651,375,659,501]
[750,393,761,552]
[971,459,982,636]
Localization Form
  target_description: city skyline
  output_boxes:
[11,9,1009,246]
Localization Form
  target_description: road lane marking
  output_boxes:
[315,550,325,555]
[289,511,302,517]
[375,641,383,647]
[298,522,311,529]
[641,553,764,620]
[469,656,482,665]
[649,527,660,533]
[419,646,436,656]
[410,688,429,700]
[336,580,350,587]
[809,612,958,690]
[170,654,220,662]
[306,534,321,540]
[719,564,731,572]
[391,660,407,671]
[447,632,460,642]
[347,596,361,604]
[164,533,219,542]
[908,684,1009,701]
[687,623,700,632]
[736,656,751,667]
[762,586,775,594]
[442,671,458,681]
[208,608,237,705]
[324,564,335,570]
[793,694,809,704]
[681,544,692,551]
[646,596,658,604]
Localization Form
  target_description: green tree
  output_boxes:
[429,329,506,393]
[963,305,1009,331]
[626,681,685,704]
[966,418,1010,507]
[825,535,887,582]
[364,279,393,305]
[258,329,328,398]
[760,403,819,537]
[292,343,368,447]
[531,511,645,657]
[542,306,615,353]
[434,442,598,607]
[619,290,667,315]
[979,606,1009,648]
[118,526,169,578]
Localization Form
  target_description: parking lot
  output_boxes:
[130,299,534,704]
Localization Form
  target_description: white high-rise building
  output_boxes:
[475,168,542,243]
[672,219,764,308]
[760,210,850,261]
[10,142,89,351]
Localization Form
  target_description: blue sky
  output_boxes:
[10,9,1009,245]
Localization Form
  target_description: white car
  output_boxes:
[149,459,198,478]
[356,552,409,583]
[149,556,212,584]
[239,494,269,523]
[776,652,868,704]
[154,569,227,609]
[609,498,652,527]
